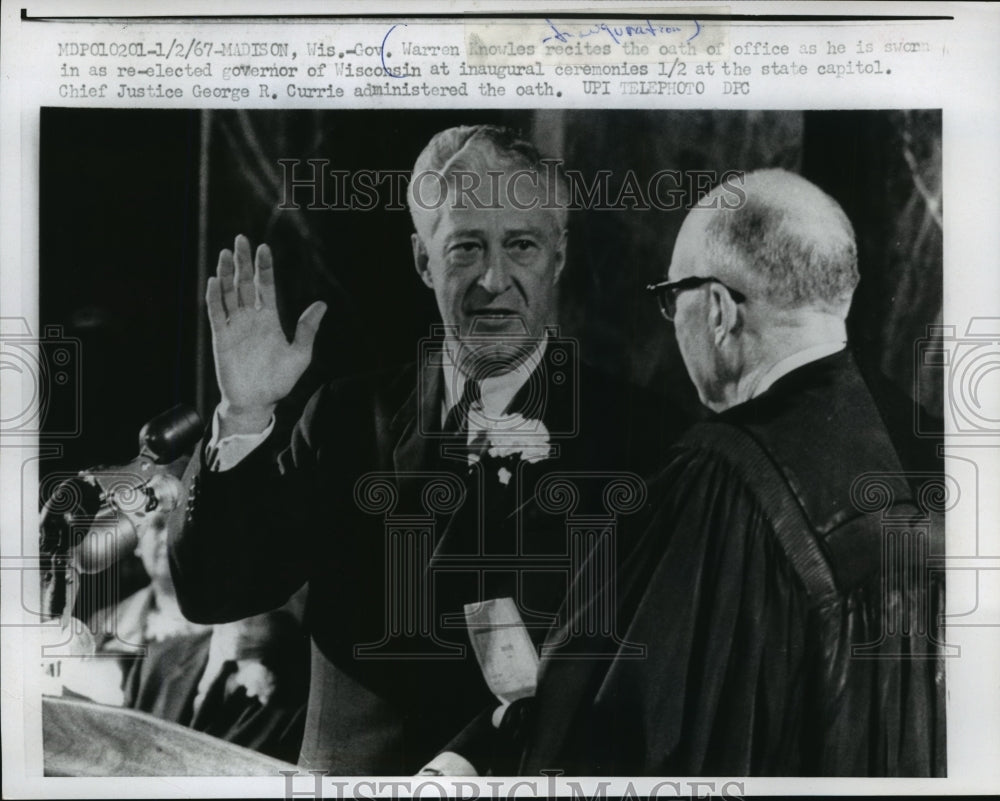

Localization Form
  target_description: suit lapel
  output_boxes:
[158,631,212,723]
[391,359,444,481]
[505,354,578,452]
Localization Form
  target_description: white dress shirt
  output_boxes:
[206,337,547,472]
[440,337,547,449]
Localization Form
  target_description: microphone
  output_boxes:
[39,404,203,621]
[138,405,203,463]
[70,471,184,574]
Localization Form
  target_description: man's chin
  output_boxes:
[466,313,529,334]
[457,340,537,378]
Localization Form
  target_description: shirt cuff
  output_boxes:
[205,406,275,471]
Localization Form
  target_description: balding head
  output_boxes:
[665,169,857,412]
[693,168,859,316]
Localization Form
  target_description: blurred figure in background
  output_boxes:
[79,500,309,763]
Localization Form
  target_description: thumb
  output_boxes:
[292,301,328,353]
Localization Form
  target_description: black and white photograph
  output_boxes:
[31,105,946,778]
[2,4,998,798]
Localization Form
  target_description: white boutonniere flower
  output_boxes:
[229,659,277,706]
[469,414,552,485]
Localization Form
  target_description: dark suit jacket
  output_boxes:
[120,627,307,763]
[517,350,946,776]
[169,348,686,774]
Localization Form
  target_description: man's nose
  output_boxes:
[479,250,512,295]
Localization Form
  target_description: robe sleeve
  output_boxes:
[532,443,943,776]
[599,446,814,775]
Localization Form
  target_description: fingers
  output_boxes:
[214,236,273,320]
[234,234,256,309]
[292,301,328,355]
[217,248,237,318]
[254,243,276,310]
[206,276,225,332]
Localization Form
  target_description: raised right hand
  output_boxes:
[206,234,327,436]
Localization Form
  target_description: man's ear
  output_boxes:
[708,283,741,345]
[411,234,434,289]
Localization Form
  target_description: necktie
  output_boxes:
[443,378,482,437]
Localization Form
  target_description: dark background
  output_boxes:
[39,107,943,481]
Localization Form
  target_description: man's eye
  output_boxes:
[509,239,539,251]
[449,242,482,254]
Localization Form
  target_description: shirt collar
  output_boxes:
[751,339,848,399]
[441,336,548,424]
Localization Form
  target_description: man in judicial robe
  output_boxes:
[516,169,946,776]
[169,125,683,774]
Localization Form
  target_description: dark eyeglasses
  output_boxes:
[645,276,747,321]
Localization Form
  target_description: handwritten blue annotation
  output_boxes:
[378,19,703,79]
[542,18,702,47]
[381,24,407,78]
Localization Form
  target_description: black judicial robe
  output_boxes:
[517,350,946,776]
[169,351,686,774]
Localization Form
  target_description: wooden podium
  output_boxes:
[43,696,298,777]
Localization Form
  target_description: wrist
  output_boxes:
[217,401,275,437]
